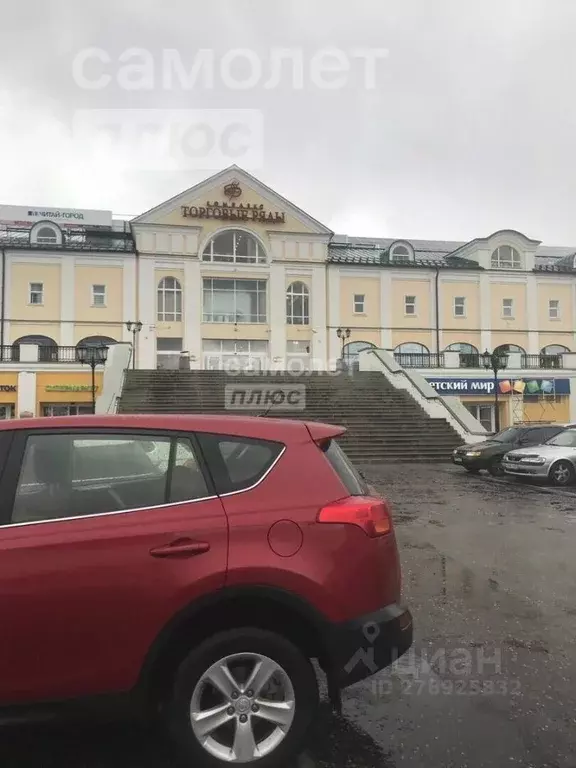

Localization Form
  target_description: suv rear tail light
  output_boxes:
[317,496,392,537]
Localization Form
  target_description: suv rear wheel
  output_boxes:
[167,628,319,766]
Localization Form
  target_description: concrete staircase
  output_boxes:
[118,370,461,463]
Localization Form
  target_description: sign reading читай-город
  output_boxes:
[426,377,571,396]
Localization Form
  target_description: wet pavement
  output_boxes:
[3,464,576,767]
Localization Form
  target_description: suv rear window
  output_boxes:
[321,439,368,496]
[197,433,284,493]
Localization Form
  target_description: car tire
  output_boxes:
[465,467,480,474]
[488,458,505,477]
[549,460,575,487]
[166,627,319,767]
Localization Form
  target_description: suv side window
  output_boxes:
[9,433,209,525]
[197,433,283,493]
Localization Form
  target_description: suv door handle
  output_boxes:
[150,540,210,558]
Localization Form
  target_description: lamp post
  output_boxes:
[125,321,143,369]
[336,327,351,368]
[482,348,509,433]
[77,344,108,414]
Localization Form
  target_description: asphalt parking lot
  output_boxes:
[3,464,576,767]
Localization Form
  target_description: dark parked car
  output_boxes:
[0,414,412,767]
[452,424,567,476]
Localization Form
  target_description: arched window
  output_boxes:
[30,221,63,246]
[389,241,414,262]
[11,334,58,362]
[157,277,182,321]
[286,281,309,325]
[395,342,430,355]
[37,227,57,244]
[342,340,376,371]
[394,342,431,368]
[491,245,521,269]
[444,342,479,355]
[494,343,525,355]
[444,342,479,368]
[77,335,116,347]
[541,344,570,355]
[202,230,266,264]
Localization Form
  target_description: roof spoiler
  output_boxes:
[305,422,346,443]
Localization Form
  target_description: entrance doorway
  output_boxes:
[203,339,268,371]
[464,403,496,433]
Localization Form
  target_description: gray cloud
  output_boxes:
[1,0,576,242]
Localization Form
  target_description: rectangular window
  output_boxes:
[502,298,514,318]
[203,278,267,323]
[353,294,365,313]
[92,284,106,306]
[404,295,416,315]
[9,433,209,525]
[453,296,466,317]
[29,282,43,305]
[42,404,94,417]
[549,299,560,319]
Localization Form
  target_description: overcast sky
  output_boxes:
[1,0,576,243]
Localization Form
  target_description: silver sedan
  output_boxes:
[502,428,576,486]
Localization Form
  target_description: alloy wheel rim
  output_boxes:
[554,464,570,483]
[190,652,296,763]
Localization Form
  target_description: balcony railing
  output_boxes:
[2,345,82,363]
[0,227,134,253]
[394,353,445,368]
[391,351,567,370]
[521,354,563,369]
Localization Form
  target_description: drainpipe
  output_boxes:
[435,266,440,354]
[128,222,140,369]
[0,248,5,350]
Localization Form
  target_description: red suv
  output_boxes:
[0,414,412,766]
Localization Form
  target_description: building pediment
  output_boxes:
[132,165,332,237]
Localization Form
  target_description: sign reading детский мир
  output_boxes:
[425,377,571,395]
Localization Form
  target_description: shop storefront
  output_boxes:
[36,372,103,417]
[0,374,18,419]
[426,376,572,428]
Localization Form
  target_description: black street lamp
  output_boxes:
[482,348,509,432]
[336,327,351,368]
[77,344,109,414]
[125,321,143,369]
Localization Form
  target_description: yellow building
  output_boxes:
[2,166,576,427]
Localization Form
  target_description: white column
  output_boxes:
[185,260,202,368]
[138,257,156,369]
[380,271,392,350]
[311,265,327,370]
[17,371,36,416]
[526,274,539,353]
[122,256,137,342]
[60,255,75,345]
[269,263,286,367]
[327,266,341,368]
[3,256,11,344]
[480,273,491,351]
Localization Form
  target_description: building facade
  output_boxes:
[2,165,576,426]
